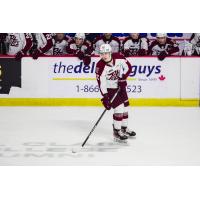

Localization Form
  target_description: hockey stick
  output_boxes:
[81,88,120,147]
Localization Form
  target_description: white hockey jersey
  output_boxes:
[66,39,92,55]
[95,53,131,95]
[6,33,33,55]
[148,38,179,56]
[123,37,148,51]
[35,33,54,55]
[190,34,200,55]
[53,39,68,55]
[182,34,200,56]
[93,35,120,55]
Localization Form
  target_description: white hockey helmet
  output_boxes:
[75,33,85,40]
[99,44,112,54]
[156,33,167,38]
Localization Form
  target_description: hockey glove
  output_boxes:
[83,56,91,65]
[76,50,85,60]
[32,49,42,60]
[101,94,111,110]
[15,51,24,61]
[158,51,168,61]
[118,78,127,90]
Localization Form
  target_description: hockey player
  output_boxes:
[53,33,71,55]
[66,33,92,65]
[6,33,33,60]
[95,44,136,142]
[122,33,148,57]
[93,33,121,55]
[182,33,200,56]
[32,33,54,59]
[148,33,179,61]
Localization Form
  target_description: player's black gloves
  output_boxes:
[83,56,91,65]
[32,49,42,60]
[158,51,168,61]
[76,50,85,60]
[15,51,24,61]
[101,94,111,110]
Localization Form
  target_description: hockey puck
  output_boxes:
[71,148,77,153]
[71,147,81,153]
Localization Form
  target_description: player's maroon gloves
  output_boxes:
[101,94,111,110]
[32,49,42,60]
[138,49,146,56]
[83,56,91,65]
[158,51,168,61]
[15,51,24,61]
[76,50,84,60]
[118,78,127,90]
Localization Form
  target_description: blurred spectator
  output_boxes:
[32,33,54,59]
[148,33,179,61]
[66,33,92,65]
[0,33,7,55]
[122,33,148,57]
[53,33,71,55]
[93,33,120,54]
[85,33,100,46]
[182,33,200,56]
[6,33,33,60]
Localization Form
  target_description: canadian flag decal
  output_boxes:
[159,75,166,81]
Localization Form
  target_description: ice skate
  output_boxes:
[121,126,136,137]
[113,128,128,143]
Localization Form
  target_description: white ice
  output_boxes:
[0,106,200,165]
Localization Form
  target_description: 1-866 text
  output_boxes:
[75,85,142,93]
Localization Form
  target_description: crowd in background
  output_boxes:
[0,33,200,65]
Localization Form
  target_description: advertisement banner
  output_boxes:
[0,56,199,106]
[127,57,181,98]
[48,57,181,98]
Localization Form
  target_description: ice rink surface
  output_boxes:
[0,106,199,166]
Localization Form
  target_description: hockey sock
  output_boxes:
[122,103,129,128]
[113,104,124,130]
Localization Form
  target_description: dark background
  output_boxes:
[0,58,21,94]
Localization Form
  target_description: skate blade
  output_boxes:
[113,137,128,143]
[125,135,136,139]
